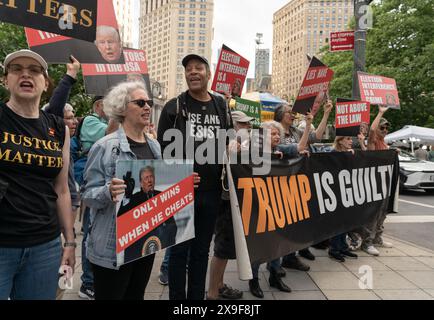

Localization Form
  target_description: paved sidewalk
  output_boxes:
[62,220,434,300]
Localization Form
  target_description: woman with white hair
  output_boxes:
[248,117,312,298]
[82,81,161,300]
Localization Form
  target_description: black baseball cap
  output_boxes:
[182,54,209,68]
[92,95,104,105]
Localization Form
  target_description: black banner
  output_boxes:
[230,150,399,265]
[0,0,97,42]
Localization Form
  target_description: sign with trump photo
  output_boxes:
[115,160,195,266]
[82,48,151,96]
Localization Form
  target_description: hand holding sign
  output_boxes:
[379,105,389,114]
[305,112,314,125]
[110,178,126,202]
[67,55,81,79]
[323,99,333,115]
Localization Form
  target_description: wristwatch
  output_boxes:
[64,241,77,248]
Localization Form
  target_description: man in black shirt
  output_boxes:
[158,54,231,300]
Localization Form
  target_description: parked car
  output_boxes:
[399,150,434,194]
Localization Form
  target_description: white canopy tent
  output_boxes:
[385,125,434,152]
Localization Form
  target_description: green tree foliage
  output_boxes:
[320,0,434,131]
[0,22,92,116]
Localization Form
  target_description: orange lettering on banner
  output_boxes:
[1,0,17,9]
[267,177,285,229]
[254,178,275,234]
[43,0,61,19]
[80,9,93,27]
[280,176,303,223]
[27,0,38,13]
[298,175,311,219]
[237,175,312,236]
[238,178,254,236]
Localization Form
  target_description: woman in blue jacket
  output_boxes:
[82,81,161,300]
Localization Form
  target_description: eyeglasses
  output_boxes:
[380,126,390,131]
[129,99,153,108]
[7,64,45,76]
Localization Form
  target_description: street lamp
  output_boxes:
[152,81,163,100]
[150,80,166,127]
[352,0,374,100]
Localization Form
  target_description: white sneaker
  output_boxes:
[363,245,380,256]
[376,241,393,248]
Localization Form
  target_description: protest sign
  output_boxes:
[0,0,97,42]
[330,31,354,52]
[335,98,370,136]
[82,48,151,96]
[358,72,400,109]
[115,160,194,266]
[25,0,124,64]
[234,98,261,128]
[292,56,334,115]
[229,150,399,265]
[211,45,249,98]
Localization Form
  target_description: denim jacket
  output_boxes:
[82,126,161,269]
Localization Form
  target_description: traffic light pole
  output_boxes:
[352,0,372,100]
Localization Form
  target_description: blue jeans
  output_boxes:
[160,247,171,272]
[168,190,219,300]
[251,258,281,279]
[330,233,349,254]
[81,207,94,288]
[0,237,62,300]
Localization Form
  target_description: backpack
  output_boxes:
[71,114,98,186]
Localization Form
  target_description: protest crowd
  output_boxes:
[0,45,406,301]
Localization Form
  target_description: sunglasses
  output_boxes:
[129,99,154,108]
[380,125,390,131]
[7,64,45,76]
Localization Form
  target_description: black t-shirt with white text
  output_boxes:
[0,103,65,247]
[186,94,222,191]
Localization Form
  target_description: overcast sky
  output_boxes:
[133,0,290,78]
[212,0,289,78]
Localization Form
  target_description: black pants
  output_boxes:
[92,254,155,300]
[168,190,220,300]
